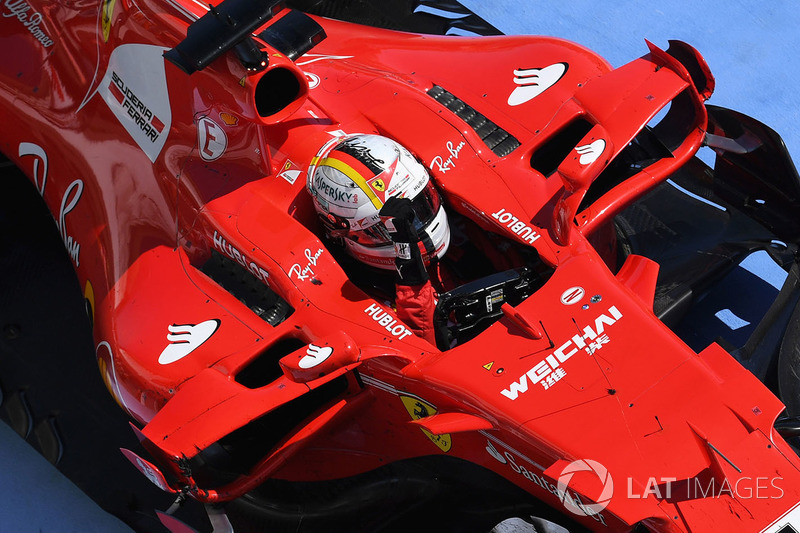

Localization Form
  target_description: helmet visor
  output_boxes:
[410,180,441,231]
[348,181,442,248]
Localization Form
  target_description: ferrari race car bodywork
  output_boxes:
[4,0,800,531]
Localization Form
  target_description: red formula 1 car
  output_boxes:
[4,0,800,532]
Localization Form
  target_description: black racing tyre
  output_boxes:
[223,456,589,533]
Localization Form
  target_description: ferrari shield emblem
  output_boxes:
[371,178,386,192]
[400,395,452,453]
[102,0,117,42]
[278,159,302,185]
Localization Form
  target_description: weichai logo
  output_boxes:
[109,71,164,142]
[501,305,623,399]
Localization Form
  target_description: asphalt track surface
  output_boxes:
[0,1,797,532]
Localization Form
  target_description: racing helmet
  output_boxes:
[307,134,450,270]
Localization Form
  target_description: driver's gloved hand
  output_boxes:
[379,196,429,286]
[379,196,418,242]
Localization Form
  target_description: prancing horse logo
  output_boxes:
[371,178,386,191]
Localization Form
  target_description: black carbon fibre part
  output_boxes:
[286,0,502,36]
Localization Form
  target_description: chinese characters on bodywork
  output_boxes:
[502,305,623,399]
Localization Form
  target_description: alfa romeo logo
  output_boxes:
[557,459,614,516]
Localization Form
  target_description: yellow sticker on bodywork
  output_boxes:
[400,395,452,453]
[102,0,117,42]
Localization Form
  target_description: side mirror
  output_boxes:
[552,124,612,245]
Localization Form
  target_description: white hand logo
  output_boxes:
[507,63,567,106]
[575,139,606,165]
[158,319,220,365]
[299,343,334,369]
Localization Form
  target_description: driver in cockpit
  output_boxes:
[306,134,450,345]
